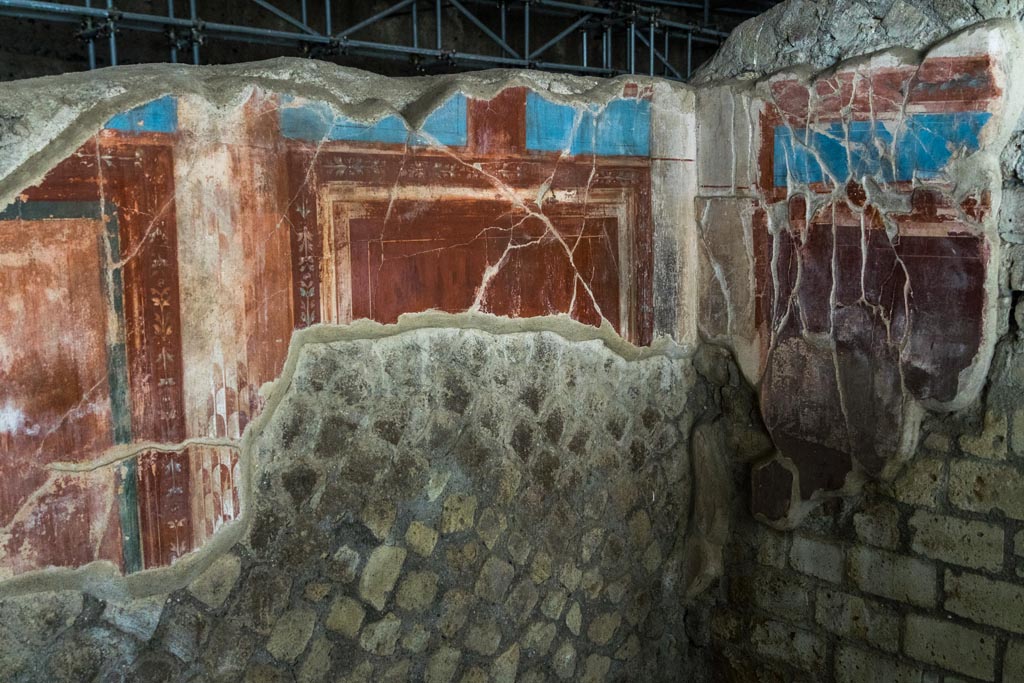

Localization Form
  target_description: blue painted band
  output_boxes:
[524,92,651,157]
[773,111,992,186]
[105,95,178,134]
[280,93,468,147]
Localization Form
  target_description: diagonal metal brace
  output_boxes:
[336,0,415,40]
[448,0,521,59]
[250,0,320,37]
[528,11,591,60]
[633,25,682,79]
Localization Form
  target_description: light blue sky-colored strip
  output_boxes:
[280,93,468,147]
[773,111,992,186]
[525,92,651,157]
[105,96,178,134]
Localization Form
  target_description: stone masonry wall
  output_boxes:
[4,3,1024,681]
[0,318,751,682]
[692,334,1024,682]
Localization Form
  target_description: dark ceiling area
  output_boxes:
[0,1,782,81]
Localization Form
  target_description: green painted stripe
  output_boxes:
[103,211,143,573]
[107,341,132,443]
[108,338,141,573]
[116,459,142,574]
[0,199,103,221]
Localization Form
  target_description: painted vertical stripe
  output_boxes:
[104,211,143,574]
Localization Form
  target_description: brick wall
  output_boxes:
[699,339,1024,683]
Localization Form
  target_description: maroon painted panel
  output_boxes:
[298,89,653,343]
[0,216,123,573]
[751,51,1001,520]
[343,201,622,331]
[468,87,527,155]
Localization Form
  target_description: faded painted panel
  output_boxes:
[746,35,1014,524]
[0,215,122,575]
[337,200,622,331]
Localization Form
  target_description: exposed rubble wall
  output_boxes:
[0,316,752,682]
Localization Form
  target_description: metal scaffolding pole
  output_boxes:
[434,0,441,51]
[189,0,199,64]
[648,20,654,75]
[0,0,743,81]
[167,0,176,62]
[411,0,417,48]
[601,24,608,70]
[84,0,96,69]
[686,30,692,77]
[662,27,668,77]
[523,1,529,63]
[105,0,116,66]
[622,20,630,74]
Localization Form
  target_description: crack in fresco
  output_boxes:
[414,111,613,324]
[44,437,243,473]
[734,28,1021,524]
[690,23,1023,524]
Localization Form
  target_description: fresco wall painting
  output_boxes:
[711,41,1012,523]
[0,83,659,577]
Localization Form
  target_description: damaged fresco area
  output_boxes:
[697,21,1024,524]
[0,73,695,579]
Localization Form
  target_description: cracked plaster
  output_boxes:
[696,19,1024,525]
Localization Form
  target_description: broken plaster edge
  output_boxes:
[0,310,697,602]
[693,15,1024,87]
[0,60,691,212]
[728,18,1024,531]
[691,19,1024,379]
